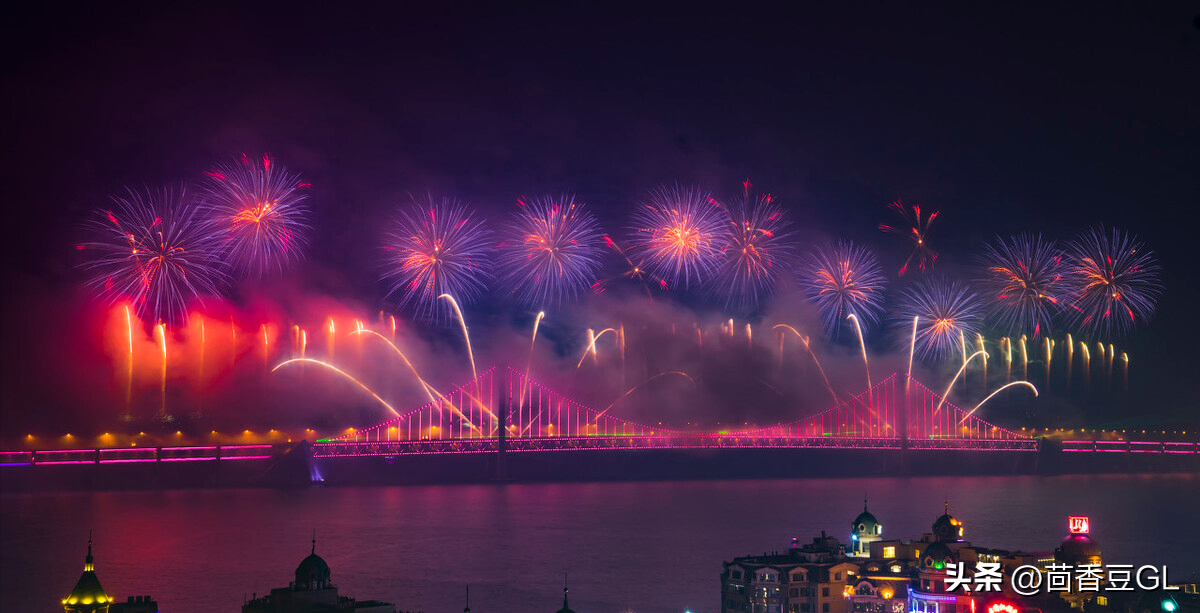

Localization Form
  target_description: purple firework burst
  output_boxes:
[205,153,310,277]
[381,196,494,321]
[81,185,227,325]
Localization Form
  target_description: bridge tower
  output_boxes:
[490,395,509,480]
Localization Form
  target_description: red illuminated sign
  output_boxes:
[1068,516,1090,534]
[987,602,1019,613]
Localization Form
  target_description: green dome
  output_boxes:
[853,511,879,532]
[921,541,954,569]
[852,499,880,534]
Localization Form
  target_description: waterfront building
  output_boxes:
[851,499,883,558]
[721,532,859,613]
[63,539,114,613]
[730,505,1133,613]
[1053,517,1103,610]
[110,596,160,613]
[62,538,160,613]
[241,537,400,613]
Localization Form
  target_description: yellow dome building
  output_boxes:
[63,538,113,613]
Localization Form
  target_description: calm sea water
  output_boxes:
[3,474,1198,613]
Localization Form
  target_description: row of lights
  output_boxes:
[1020,428,1188,435]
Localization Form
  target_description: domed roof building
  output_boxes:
[1055,533,1102,566]
[920,541,954,570]
[931,501,964,542]
[294,539,332,590]
[242,536,398,613]
[63,538,113,613]
[849,498,882,557]
[1054,519,1103,609]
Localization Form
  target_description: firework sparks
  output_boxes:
[800,241,886,338]
[879,199,937,276]
[935,350,989,414]
[205,153,310,277]
[627,185,725,288]
[272,358,398,416]
[82,185,226,325]
[438,294,478,381]
[499,196,604,306]
[381,196,494,321]
[1065,226,1161,336]
[847,314,872,406]
[959,381,1038,422]
[979,234,1067,338]
[893,278,984,362]
[710,180,794,312]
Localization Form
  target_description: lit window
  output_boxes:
[883,546,896,559]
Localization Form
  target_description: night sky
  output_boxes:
[2,4,1197,430]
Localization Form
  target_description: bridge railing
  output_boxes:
[322,367,1030,446]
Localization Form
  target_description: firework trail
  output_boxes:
[906,316,918,395]
[773,324,840,405]
[381,196,494,320]
[520,311,546,408]
[1065,226,1161,336]
[959,381,1038,422]
[935,350,989,414]
[893,278,984,362]
[204,153,310,277]
[155,323,167,415]
[499,196,604,307]
[594,371,696,420]
[979,234,1067,338]
[273,358,398,416]
[81,185,226,325]
[800,241,886,338]
[710,180,794,312]
[847,314,872,407]
[438,294,478,381]
[879,199,937,276]
[627,185,725,289]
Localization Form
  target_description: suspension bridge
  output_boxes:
[312,366,1037,458]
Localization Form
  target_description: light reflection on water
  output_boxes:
[3,473,1197,613]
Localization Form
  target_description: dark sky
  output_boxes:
[2,4,1197,426]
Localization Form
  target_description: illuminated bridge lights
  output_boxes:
[5,368,1196,464]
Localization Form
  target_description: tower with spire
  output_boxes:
[932,500,964,542]
[555,574,575,613]
[849,496,882,557]
[63,535,113,613]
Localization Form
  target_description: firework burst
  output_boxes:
[710,180,794,311]
[381,196,494,320]
[978,234,1068,338]
[499,196,604,307]
[800,241,887,338]
[81,185,227,324]
[879,199,937,276]
[893,277,984,362]
[204,153,310,277]
[1065,226,1161,336]
[627,185,725,289]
